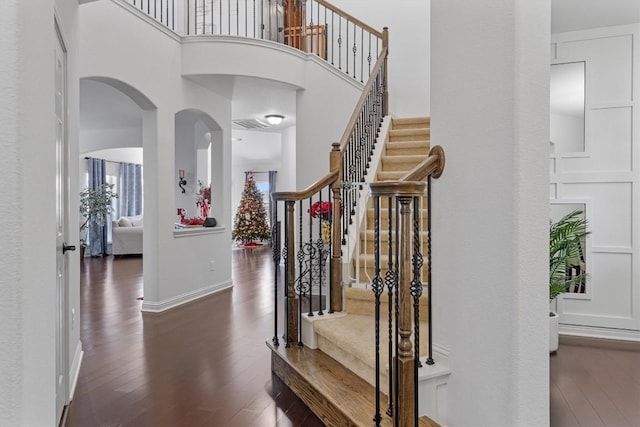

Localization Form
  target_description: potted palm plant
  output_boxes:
[79,183,118,257]
[549,209,589,352]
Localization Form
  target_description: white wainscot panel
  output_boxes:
[563,252,632,321]
[557,34,632,104]
[550,183,557,199]
[562,107,632,173]
[562,182,631,247]
[550,157,556,174]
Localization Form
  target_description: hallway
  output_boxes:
[65,248,322,426]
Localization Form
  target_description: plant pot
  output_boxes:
[549,311,559,353]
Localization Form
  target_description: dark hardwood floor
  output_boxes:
[550,335,640,427]
[65,248,640,426]
[65,247,324,427]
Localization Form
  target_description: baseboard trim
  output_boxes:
[560,323,640,342]
[141,280,233,313]
[68,342,84,400]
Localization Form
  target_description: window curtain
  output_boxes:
[88,157,110,256]
[119,162,143,217]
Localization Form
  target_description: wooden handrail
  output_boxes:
[369,181,427,198]
[314,0,384,38]
[271,170,340,202]
[399,145,446,182]
[338,44,388,151]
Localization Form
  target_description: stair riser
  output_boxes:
[392,117,430,130]
[385,146,430,156]
[389,131,430,142]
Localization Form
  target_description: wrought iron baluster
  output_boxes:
[210,0,214,34]
[360,27,363,82]
[317,188,324,316]
[283,201,291,347]
[345,20,349,75]
[372,195,382,427]
[411,195,423,427]
[237,0,240,36]
[426,177,435,365]
[245,0,248,37]
[393,196,400,426]
[253,0,256,38]
[385,196,395,416]
[368,33,372,78]
[338,17,342,69]
[331,11,334,65]
[307,196,314,317]
[297,199,304,345]
[310,0,314,54]
[272,210,280,346]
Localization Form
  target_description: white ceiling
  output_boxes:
[552,0,640,33]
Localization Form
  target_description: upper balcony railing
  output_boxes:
[124,0,383,83]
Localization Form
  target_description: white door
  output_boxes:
[55,22,70,422]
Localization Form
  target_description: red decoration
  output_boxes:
[308,201,333,222]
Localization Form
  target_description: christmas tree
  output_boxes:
[232,174,271,244]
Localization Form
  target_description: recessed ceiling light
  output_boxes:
[232,137,243,142]
[265,114,284,126]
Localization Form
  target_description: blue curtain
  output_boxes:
[268,170,277,226]
[119,162,143,217]
[88,158,109,256]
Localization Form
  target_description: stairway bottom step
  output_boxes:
[268,340,440,427]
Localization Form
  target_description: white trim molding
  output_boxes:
[560,323,640,342]
[68,342,84,400]
[141,280,233,313]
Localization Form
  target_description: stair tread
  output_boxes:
[269,340,440,427]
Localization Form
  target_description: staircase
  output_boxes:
[356,117,431,281]
[270,116,449,426]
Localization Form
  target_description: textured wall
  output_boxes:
[431,0,550,425]
[0,1,23,425]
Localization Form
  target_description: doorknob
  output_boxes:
[62,242,76,254]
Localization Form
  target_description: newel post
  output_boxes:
[382,27,389,117]
[330,143,343,313]
[396,195,415,427]
[285,200,298,346]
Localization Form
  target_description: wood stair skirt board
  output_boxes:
[268,340,441,427]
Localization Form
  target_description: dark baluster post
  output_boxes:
[285,200,297,346]
[360,27,364,82]
[382,27,389,116]
[237,0,239,36]
[317,188,324,316]
[338,17,342,69]
[307,197,314,317]
[210,0,214,34]
[272,213,280,346]
[331,10,334,65]
[372,195,382,427]
[310,0,313,54]
[394,196,400,426]
[352,23,356,79]
[330,143,343,313]
[245,0,248,36]
[426,177,435,365]
[345,20,349,75]
[411,195,423,427]
[297,200,304,346]
[385,195,394,416]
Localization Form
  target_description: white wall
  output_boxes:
[0,0,79,425]
[431,1,549,425]
[330,0,430,117]
[80,1,233,311]
[552,24,640,340]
